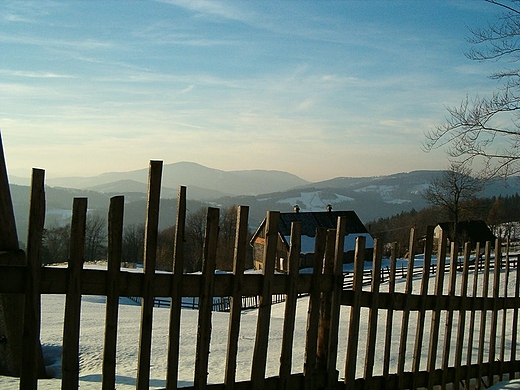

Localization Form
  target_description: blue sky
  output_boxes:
[0,0,503,182]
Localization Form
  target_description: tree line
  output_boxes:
[40,205,253,272]
[368,192,520,257]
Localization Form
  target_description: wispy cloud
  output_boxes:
[157,0,249,23]
[0,69,74,79]
[0,34,113,50]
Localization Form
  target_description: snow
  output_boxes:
[1,264,519,389]
[276,191,354,210]
[353,184,412,204]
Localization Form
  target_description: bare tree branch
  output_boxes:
[426,0,520,178]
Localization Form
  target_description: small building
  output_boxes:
[434,220,497,250]
[250,207,374,272]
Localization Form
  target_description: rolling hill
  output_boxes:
[8,166,520,246]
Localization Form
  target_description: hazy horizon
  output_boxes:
[0,1,499,182]
[6,159,450,184]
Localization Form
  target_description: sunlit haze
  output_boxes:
[0,1,500,182]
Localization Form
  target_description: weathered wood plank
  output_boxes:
[315,228,336,388]
[0,133,19,250]
[454,243,470,390]
[20,168,47,388]
[137,160,163,390]
[411,226,434,390]
[224,205,249,389]
[251,211,280,389]
[397,228,417,389]
[511,254,520,380]
[35,269,329,297]
[426,226,447,390]
[102,196,124,390]
[488,238,501,385]
[383,242,397,378]
[364,238,382,387]
[441,242,458,389]
[61,197,88,389]
[194,207,219,389]
[0,133,25,377]
[326,217,346,390]
[466,242,481,387]
[279,222,301,390]
[166,186,187,390]
[344,236,366,388]
[304,227,327,389]
[477,241,492,389]
[499,239,510,381]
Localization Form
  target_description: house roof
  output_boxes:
[251,210,369,241]
[250,210,373,253]
[277,210,369,237]
[436,220,496,244]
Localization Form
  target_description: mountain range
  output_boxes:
[7,162,520,246]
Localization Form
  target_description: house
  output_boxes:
[433,220,497,250]
[250,206,374,272]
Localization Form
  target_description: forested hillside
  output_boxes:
[368,194,520,256]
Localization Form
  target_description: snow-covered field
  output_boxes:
[1,264,520,389]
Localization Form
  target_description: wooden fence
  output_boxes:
[0,155,520,388]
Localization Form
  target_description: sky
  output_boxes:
[0,0,506,182]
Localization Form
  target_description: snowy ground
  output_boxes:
[1,263,520,389]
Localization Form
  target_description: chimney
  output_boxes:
[293,204,300,213]
[326,204,332,212]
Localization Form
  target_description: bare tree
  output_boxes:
[185,207,206,273]
[84,213,107,262]
[156,226,175,271]
[425,0,520,179]
[41,223,70,264]
[423,163,483,228]
[216,205,237,271]
[122,223,145,266]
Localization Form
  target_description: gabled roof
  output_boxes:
[251,210,369,242]
[277,210,369,237]
[436,220,496,244]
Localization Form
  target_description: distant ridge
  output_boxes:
[7,169,520,246]
[44,161,310,200]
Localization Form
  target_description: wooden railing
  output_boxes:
[0,153,519,388]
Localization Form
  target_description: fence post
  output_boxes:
[426,225,448,390]
[488,238,502,385]
[454,242,471,389]
[411,226,433,390]
[136,160,163,390]
[20,168,47,388]
[304,227,327,389]
[251,211,280,389]
[315,228,336,388]
[383,242,398,378]
[61,197,88,389]
[397,228,417,389]
[344,235,366,388]
[224,205,249,389]
[466,242,481,386]
[279,221,302,390]
[102,196,124,390]
[441,241,459,388]
[364,238,382,387]
[0,133,26,377]
[194,207,219,389]
[166,186,187,390]
[477,241,492,389]
[326,217,345,390]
